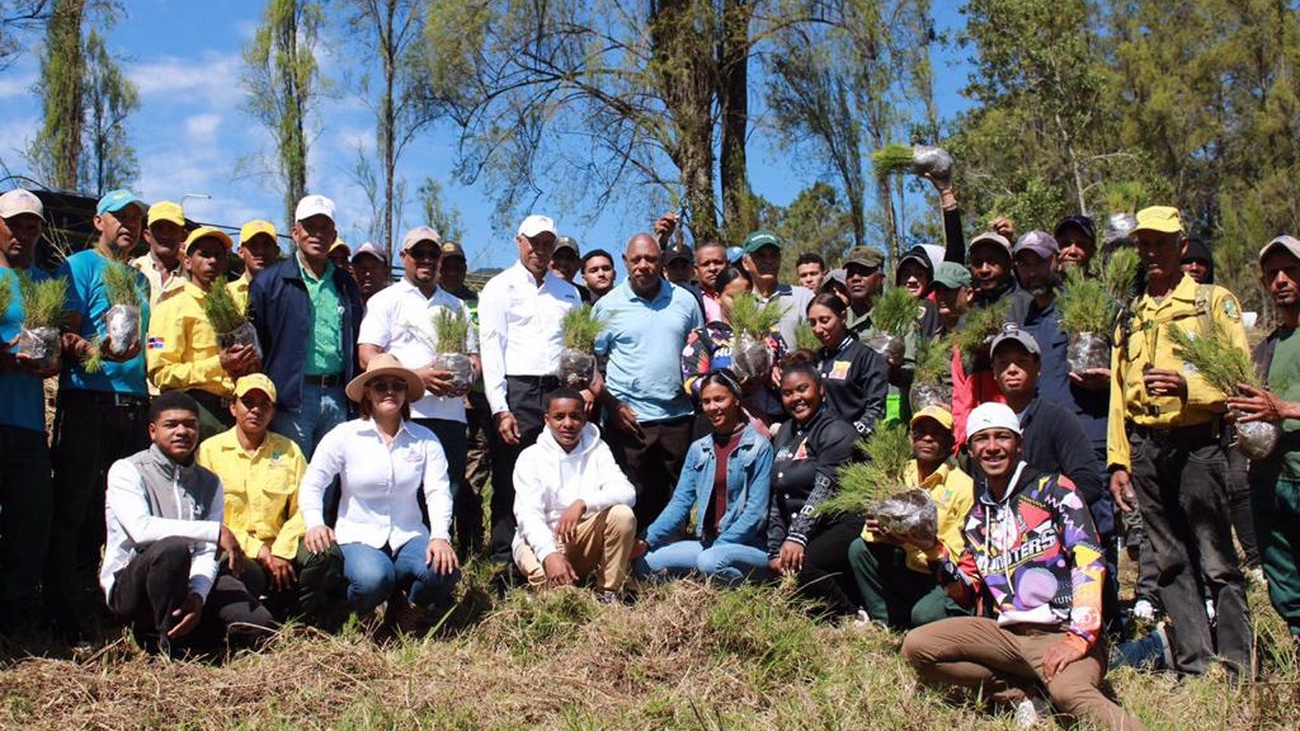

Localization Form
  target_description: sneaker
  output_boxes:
[1014,695,1050,729]
[1131,598,1157,622]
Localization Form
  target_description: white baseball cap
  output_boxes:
[966,402,1022,438]
[517,214,556,239]
[0,189,45,222]
[294,194,335,223]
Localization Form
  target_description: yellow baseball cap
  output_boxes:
[234,373,277,401]
[240,219,277,248]
[909,404,954,432]
[330,238,350,255]
[1133,206,1183,235]
[148,200,185,227]
[183,225,233,254]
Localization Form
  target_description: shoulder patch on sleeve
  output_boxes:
[1222,295,1241,322]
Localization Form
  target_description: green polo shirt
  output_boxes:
[297,254,344,377]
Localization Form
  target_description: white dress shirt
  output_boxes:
[358,279,477,422]
[478,261,581,414]
[300,418,453,549]
[100,459,222,601]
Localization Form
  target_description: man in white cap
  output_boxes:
[0,189,58,635]
[248,194,364,459]
[131,200,189,306]
[902,402,1144,731]
[359,225,478,554]
[478,214,583,564]
[45,188,153,638]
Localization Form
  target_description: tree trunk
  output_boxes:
[381,0,397,258]
[718,0,751,242]
[276,1,308,226]
[47,0,85,191]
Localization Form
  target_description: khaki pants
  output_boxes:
[514,505,636,593]
[902,617,1147,731]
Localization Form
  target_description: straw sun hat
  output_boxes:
[344,353,425,403]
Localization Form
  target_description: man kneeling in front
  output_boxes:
[101,391,276,655]
[901,403,1146,731]
[512,388,637,599]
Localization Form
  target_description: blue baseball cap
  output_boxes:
[96,189,146,216]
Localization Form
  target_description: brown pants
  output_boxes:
[513,505,636,593]
[902,617,1147,731]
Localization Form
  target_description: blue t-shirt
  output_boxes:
[594,279,703,422]
[58,249,150,396]
[0,267,49,432]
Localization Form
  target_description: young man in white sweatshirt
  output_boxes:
[512,388,637,596]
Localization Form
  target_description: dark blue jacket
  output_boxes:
[249,256,363,413]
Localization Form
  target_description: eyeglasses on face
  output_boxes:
[406,247,441,261]
[368,379,407,395]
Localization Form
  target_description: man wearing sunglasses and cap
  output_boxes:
[249,194,364,460]
[147,226,261,439]
[45,189,153,638]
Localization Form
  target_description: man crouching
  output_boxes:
[100,391,276,655]
[512,388,637,599]
[901,403,1145,731]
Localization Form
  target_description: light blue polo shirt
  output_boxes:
[0,267,49,432]
[59,249,150,396]
[594,278,703,422]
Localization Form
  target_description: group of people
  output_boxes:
[2,173,1297,731]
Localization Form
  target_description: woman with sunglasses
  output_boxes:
[768,359,865,618]
[805,292,889,438]
[634,369,773,584]
[299,353,460,632]
[681,266,786,431]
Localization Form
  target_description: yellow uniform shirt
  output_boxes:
[229,273,251,314]
[131,253,186,307]
[1106,273,1248,471]
[862,460,974,574]
[145,281,234,397]
[197,428,308,560]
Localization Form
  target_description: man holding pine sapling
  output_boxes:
[1106,206,1253,680]
[146,226,261,438]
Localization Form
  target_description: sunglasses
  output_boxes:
[368,379,408,395]
[406,247,441,260]
[238,395,272,410]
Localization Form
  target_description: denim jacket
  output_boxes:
[644,425,772,550]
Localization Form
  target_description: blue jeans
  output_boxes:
[339,538,460,613]
[637,540,771,585]
[271,383,347,460]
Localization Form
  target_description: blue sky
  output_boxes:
[0,1,973,271]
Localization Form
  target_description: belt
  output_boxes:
[506,374,561,389]
[1128,420,1220,443]
[303,373,344,388]
[61,389,150,409]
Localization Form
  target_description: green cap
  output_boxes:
[931,261,972,289]
[844,246,885,269]
[743,228,783,254]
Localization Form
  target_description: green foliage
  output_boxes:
[0,275,12,319]
[100,260,140,307]
[1056,267,1114,335]
[82,335,104,374]
[870,286,918,338]
[80,28,139,196]
[819,423,913,516]
[560,305,606,353]
[432,308,470,355]
[728,292,784,340]
[18,273,68,329]
[954,299,1010,360]
[201,276,248,334]
[1103,247,1140,302]
[29,0,86,190]
[1167,320,1258,395]
[793,320,821,353]
[870,144,915,177]
[913,335,951,384]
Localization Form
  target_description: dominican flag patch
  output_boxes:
[147,336,165,350]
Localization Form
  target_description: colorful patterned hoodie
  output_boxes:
[927,461,1106,650]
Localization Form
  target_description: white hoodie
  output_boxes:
[511,423,637,562]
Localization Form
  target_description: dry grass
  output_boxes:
[1,571,1297,730]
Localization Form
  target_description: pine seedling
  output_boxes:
[18,273,68,329]
[1103,247,1140,302]
[818,423,914,516]
[728,292,784,340]
[433,308,471,355]
[1056,266,1114,336]
[794,320,821,353]
[201,275,249,334]
[1166,320,1259,395]
[871,144,916,178]
[954,299,1010,362]
[82,335,105,374]
[0,275,12,318]
[100,260,141,307]
[871,286,919,338]
[560,305,607,353]
[914,335,952,384]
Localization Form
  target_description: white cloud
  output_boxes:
[128,52,244,107]
[184,113,222,141]
[0,73,35,99]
